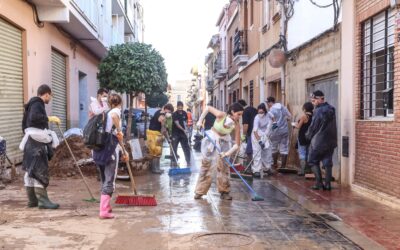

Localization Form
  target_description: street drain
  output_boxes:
[192,232,254,247]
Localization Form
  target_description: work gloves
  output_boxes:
[48,116,61,125]
[259,140,265,150]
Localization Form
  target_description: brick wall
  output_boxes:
[355,0,400,199]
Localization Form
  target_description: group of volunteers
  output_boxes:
[20,84,336,219]
[192,90,337,200]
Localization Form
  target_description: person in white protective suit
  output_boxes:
[266,96,292,170]
[251,103,274,178]
[194,103,244,201]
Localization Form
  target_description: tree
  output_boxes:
[146,92,169,108]
[98,42,168,140]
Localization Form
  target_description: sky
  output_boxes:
[141,0,229,87]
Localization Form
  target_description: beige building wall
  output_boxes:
[340,0,355,187]
[259,0,282,102]
[286,30,341,117]
[0,0,100,128]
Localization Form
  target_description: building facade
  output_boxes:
[0,0,142,162]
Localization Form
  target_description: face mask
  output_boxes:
[224,116,234,127]
[165,112,172,118]
[258,113,265,118]
[101,97,108,102]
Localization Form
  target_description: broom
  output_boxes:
[56,124,98,203]
[204,132,264,201]
[166,131,191,176]
[115,141,157,206]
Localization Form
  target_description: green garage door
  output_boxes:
[0,18,24,163]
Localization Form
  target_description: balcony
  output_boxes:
[233,30,249,66]
[206,80,214,93]
[213,51,228,79]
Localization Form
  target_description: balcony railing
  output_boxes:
[233,30,249,66]
[213,51,228,79]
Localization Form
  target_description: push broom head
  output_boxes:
[115,194,157,206]
[251,194,264,201]
[168,167,191,176]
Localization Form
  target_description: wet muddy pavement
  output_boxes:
[0,145,365,249]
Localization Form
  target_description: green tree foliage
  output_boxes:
[98,42,168,140]
[146,92,169,108]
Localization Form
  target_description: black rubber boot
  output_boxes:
[26,187,38,207]
[151,157,164,174]
[279,154,288,169]
[324,165,332,191]
[253,172,261,178]
[220,192,232,200]
[34,187,59,209]
[298,160,306,176]
[272,153,279,169]
[310,165,324,190]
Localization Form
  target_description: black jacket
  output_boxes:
[305,102,337,153]
[22,97,49,132]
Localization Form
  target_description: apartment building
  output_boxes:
[0,0,142,162]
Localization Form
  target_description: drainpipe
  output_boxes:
[280,1,286,105]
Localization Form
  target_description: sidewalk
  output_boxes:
[268,173,400,250]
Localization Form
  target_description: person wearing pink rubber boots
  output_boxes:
[92,94,129,219]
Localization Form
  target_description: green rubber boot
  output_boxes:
[26,187,38,207]
[34,187,59,209]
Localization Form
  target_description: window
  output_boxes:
[250,0,254,26]
[361,9,395,118]
[263,0,270,26]
[229,36,233,64]
[177,95,181,101]
[250,80,254,107]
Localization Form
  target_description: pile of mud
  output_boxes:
[49,136,97,178]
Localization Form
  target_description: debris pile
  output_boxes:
[49,136,97,178]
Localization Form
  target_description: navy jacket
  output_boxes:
[305,102,337,153]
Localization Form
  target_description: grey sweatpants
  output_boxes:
[97,151,119,196]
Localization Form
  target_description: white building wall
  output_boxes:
[287,1,341,50]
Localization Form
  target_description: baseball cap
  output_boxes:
[311,90,324,99]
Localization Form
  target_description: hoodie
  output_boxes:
[306,102,337,153]
[268,103,291,136]
[22,97,48,132]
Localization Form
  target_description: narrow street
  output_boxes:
[0,144,365,249]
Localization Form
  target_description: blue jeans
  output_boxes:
[245,136,253,155]
[297,140,309,161]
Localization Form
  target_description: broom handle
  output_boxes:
[166,131,179,163]
[204,132,261,197]
[118,141,138,195]
[57,125,96,200]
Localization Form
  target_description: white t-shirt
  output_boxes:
[106,108,122,134]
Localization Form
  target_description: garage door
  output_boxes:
[51,49,67,135]
[308,75,340,179]
[0,18,24,163]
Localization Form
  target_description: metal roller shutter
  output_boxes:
[0,18,24,163]
[51,50,67,135]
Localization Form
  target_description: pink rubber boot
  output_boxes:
[99,194,114,219]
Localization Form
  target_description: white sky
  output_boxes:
[141,0,229,87]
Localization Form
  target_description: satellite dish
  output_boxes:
[268,48,287,68]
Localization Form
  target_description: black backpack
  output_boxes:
[83,111,109,151]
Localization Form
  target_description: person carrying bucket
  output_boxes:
[194,103,243,201]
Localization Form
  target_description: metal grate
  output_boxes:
[361,9,395,119]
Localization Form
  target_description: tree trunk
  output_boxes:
[144,95,148,140]
[126,92,134,141]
